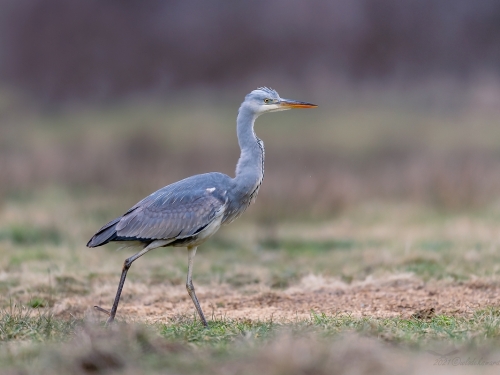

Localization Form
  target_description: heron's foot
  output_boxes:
[199,314,208,328]
[94,306,117,325]
[94,305,111,316]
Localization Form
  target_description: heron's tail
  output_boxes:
[87,217,120,247]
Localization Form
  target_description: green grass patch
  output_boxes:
[0,224,61,246]
[155,310,500,350]
[403,258,446,280]
[160,318,276,351]
[28,298,47,309]
[260,239,358,253]
[2,307,500,374]
[0,279,20,294]
[3,307,500,349]
[7,248,52,269]
[0,304,76,342]
[417,240,453,252]
[309,309,500,348]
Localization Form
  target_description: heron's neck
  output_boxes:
[234,107,264,195]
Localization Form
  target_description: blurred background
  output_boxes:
[1,0,500,222]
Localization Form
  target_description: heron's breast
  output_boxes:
[171,206,225,247]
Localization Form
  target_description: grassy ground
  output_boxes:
[1,90,500,373]
[2,189,500,374]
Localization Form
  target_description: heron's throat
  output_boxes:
[234,108,265,197]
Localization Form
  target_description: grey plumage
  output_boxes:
[87,87,317,326]
[87,173,231,247]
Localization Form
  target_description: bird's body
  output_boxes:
[88,173,234,248]
[87,87,316,326]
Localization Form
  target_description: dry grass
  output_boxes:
[3,310,500,375]
[2,89,500,373]
[1,188,500,322]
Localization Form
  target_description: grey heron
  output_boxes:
[87,87,317,326]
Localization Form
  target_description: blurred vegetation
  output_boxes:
[2,308,500,374]
[1,0,500,103]
[0,0,499,218]
[1,86,500,220]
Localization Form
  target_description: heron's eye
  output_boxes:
[264,98,272,104]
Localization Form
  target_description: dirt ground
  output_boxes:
[51,274,500,323]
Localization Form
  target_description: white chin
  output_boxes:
[264,104,290,113]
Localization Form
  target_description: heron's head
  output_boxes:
[243,87,317,116]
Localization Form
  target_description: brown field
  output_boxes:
[1,88,500,321]
[54,274,500,323]
[2,88,500,374]
[2,191,500,324]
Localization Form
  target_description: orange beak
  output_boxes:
[279,99,318,109]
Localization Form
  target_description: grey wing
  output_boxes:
[115,184,227,241]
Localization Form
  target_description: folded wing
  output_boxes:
[87,173,230,247]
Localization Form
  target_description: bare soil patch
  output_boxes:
[52,274,500,322]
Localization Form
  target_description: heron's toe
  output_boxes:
[94,305,111,316]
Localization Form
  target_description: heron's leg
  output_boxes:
[186,246,208,327]
[95,242,161,325]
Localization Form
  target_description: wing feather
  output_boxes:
[115,180,227,241]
